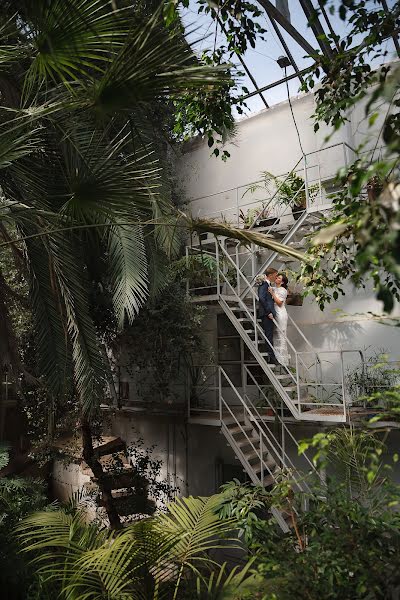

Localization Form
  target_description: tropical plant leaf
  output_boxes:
[196,560,263,600]
[155,495,239,581]
[108,221,148,330]
[22,0,128,100]
[0,444,9,470]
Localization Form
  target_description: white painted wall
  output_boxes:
[177,82,400,361]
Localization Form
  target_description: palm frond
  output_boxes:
[0,116,43,170]
[57,121,160,219]
[0,444,9,470]
[196,560,262,600]
[83,9,229,117]
[22,0,129,100]
[325,427,386,500]
[23,231,73,400]
[155,495,239,578]
[65,533,136,600]
[186,215,308,260]
[47,230,108,416]
[108,221,148,330]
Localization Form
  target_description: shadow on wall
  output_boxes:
[288,318,366,352]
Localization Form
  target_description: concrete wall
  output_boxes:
[107,412,241,497]
[178,82,400,361]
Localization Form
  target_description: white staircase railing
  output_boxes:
[219,366,318,532]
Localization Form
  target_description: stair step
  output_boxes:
[81,451,129,476]
[224,414,243,426]
[92,468,135,490]
[103,493,156,517]
[227,424,253,435]
[243,450,276,468]
[257,473,275,487]
[93,436,126,457]
[238,318,261,322]
[283,384,308,392]
[236,437,259,448]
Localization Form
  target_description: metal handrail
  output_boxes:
[218,241,317,370]
[188,141,357,207]
[244,366,318,478]
[220,367,311,494]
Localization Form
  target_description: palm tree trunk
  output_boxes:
[81,418,122,530]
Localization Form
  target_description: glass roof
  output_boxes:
[182,0,398,114]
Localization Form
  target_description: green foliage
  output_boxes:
[118,276,206,404]
[17,493,243,599]
[299,3,400,311]
[223,427,400,599]
[346,350,400,407]
[166,0,266,157]
[173,49,243,161]
[216,480,272,545]
[253,483,400,600]
[303,1,400,132]
[299,157,400,311]
[0,0,238,421]
[0,445,47,599]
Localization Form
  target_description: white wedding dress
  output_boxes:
[273,287,290,366]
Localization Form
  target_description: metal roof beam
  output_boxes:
[241,66,312,100]
[380,0,400,58]
[256,0,318,58]
[298,0,334,59]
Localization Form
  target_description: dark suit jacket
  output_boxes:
[258,280,276,318]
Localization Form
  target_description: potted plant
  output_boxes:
[262,171,319,221]
[239,203,280,229]
[284,268,304,306]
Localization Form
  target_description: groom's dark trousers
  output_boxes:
[258,280,277,364]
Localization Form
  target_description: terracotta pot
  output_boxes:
[291,199,306,221]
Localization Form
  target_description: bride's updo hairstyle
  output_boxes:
[279,273,288,289]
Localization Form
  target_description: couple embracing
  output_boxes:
[258,267,290,366]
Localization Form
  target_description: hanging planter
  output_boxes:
[366,175,383,202]
[286,291,303,306]
[291,196,307,221]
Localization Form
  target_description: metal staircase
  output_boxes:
[186,143,395,528]
[187,146,366,423]
[218,365,319,531]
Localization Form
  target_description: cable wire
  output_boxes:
[284,66,305,156]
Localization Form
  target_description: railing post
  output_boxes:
[251,242,256,280]
[236,186,239,227]
[218,367,222,424]
[253,294,258,348]
[235,244,240,296]
[303,154,310,210]
[185,245,189,296]
[340,351,346,421]
[296,353,301,415]
[281,401,285,466]
[260,429,264,486]
[216,239,220,296]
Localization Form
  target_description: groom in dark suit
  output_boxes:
[258,267,279,365]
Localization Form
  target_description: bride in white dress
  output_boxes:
[268,274,290,366]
